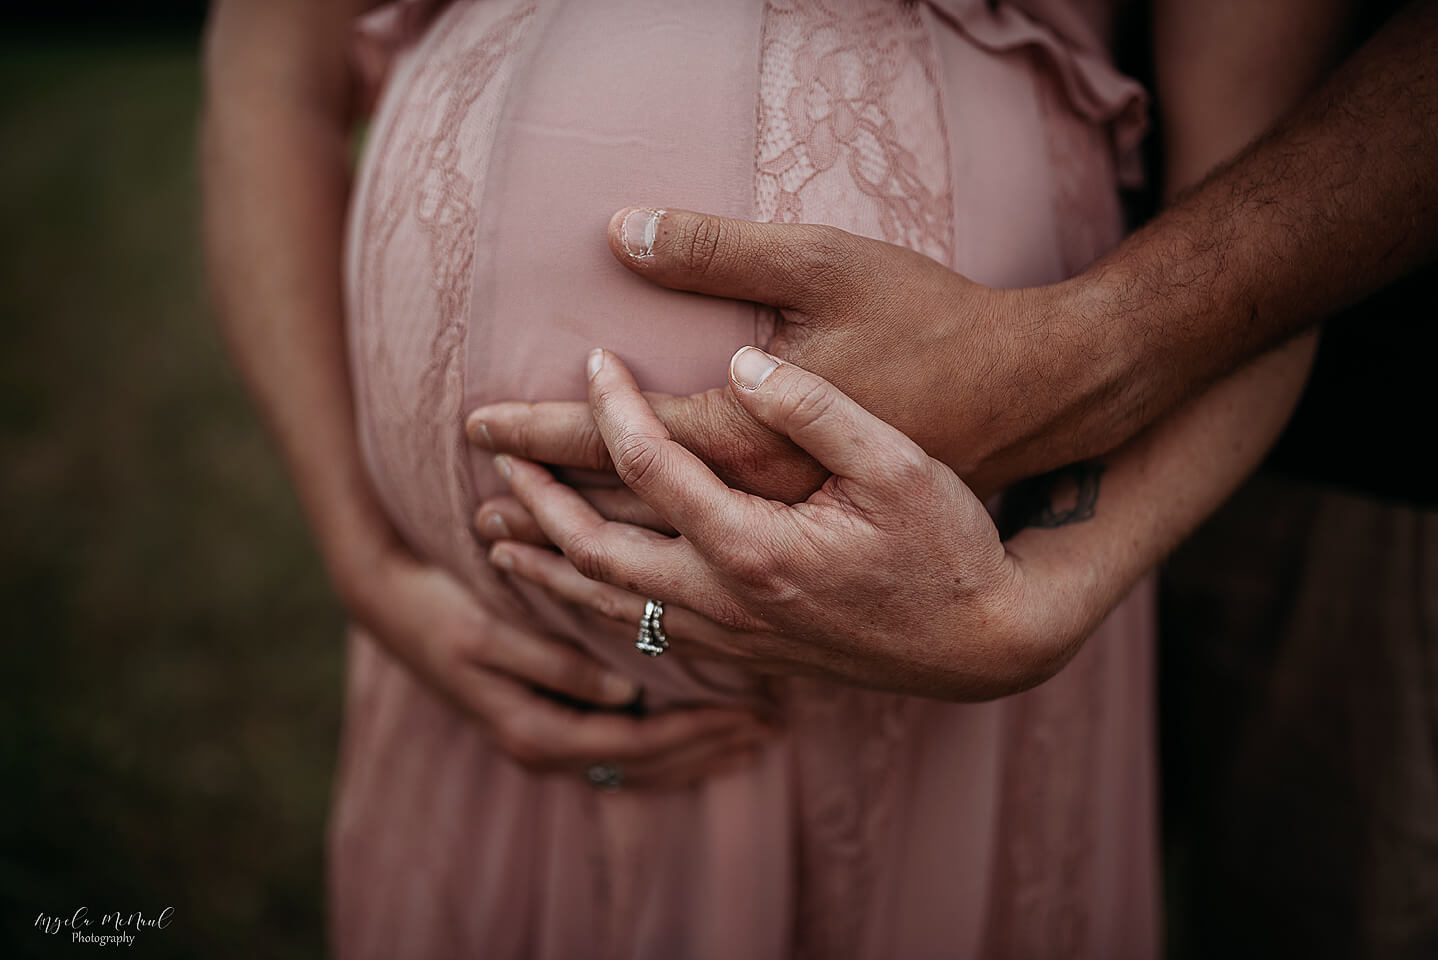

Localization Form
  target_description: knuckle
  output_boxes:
[557,658,603,700]
[719,544,770,586]
[783,379,839,432]
[888,446,933,489]
[457,628,492,664]
[682,215,728,278]
[506,413,534,456]
[708,598,751,632]
[710,537,780,592]
[566,533,612,583]
[496,717,546,768]
[784,225,856,301]
[591,589,631,624]
[611,434,666,491]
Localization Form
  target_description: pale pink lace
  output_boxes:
[756,0,955,265]
[350,3,536,573]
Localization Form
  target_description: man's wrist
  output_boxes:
[955,276,1134,492]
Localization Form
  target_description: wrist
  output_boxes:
[992,549,1091,692]
[1013,261,1152,470]
[953,279,1122,492]
[319,513,408,621]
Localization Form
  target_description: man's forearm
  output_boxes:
[1056,0,1437,456]
[202,0,397,596]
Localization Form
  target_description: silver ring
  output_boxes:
[586,761,623,791]
[635,599,669,657]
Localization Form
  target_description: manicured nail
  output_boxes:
[587,348,605,381]
[492,454,512,480]
[489,546,514,571]
[480,512,509,540]
[619,207,663,259]
[730,346,780,390]
[600,672,640,703]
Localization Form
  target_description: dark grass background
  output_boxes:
[1,13,345,958]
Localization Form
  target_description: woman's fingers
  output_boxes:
[466,400,613,471]
[578,486,675,534]
[470,613,641,707]
[474,497,546,545]
[466,391,694,478]
[535,699,770,768]
[616,726,769,789]
[475,489,675,546]
[467,670,772,786]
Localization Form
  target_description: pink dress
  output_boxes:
[333,1,1154,956]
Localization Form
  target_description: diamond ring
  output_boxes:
[635,599,669,657]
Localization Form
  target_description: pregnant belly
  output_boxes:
[342,0,1121,700]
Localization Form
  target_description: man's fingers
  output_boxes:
[488,541,749,662]
[726,346,932,497]
[608,206,864,311]
[495,454,724,615]
[585,349,746,544]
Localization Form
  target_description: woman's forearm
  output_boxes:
[1003,0,1358,655]
[1006,333,1316,657]
[201,0,396,599]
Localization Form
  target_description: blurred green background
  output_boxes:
[1,12,346,958]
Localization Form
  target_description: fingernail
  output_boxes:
[601,672,640,703]
[489,546,514,571]
[619,207,663,259]
[468,417,493,449]
[730,346,780,391]
[587,348,605,381]
[480,512,509,540]
[492,454,512,480]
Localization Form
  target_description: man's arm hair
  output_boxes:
[1057,0,1437,453]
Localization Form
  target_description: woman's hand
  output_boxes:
[337,547,776,788]
[482,347,1083,702]
[468,207,1109,504]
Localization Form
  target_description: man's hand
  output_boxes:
[482,347,1078,702]
[469,207,1074,503]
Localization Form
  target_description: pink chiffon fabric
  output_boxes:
[332,1,1157,956]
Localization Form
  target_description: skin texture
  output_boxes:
[468,0,1371,695]
[472,0,1435,503]
[480,328,1311,699]
[201,0,771,789]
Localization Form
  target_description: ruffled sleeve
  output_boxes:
[922,0,1149,187]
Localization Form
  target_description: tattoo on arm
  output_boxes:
[997,461,1105,539]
